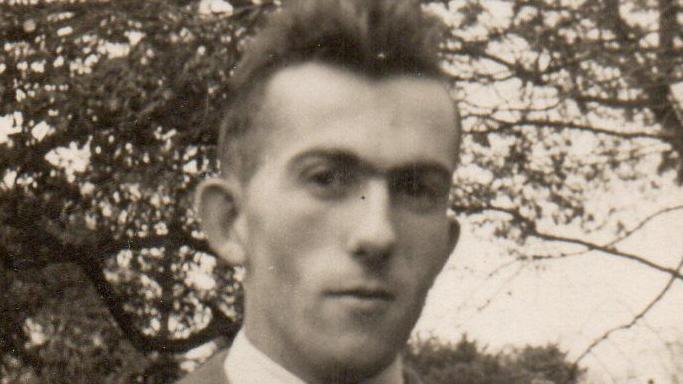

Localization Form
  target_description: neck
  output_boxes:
[242,320,399,384]
[242,319,326,384]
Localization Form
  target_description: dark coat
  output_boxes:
[175,349,230,384]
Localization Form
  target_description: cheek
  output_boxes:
[246,194,336,284]
[397,215,451,283]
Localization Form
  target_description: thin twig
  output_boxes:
[573,254,683,364]
[455,204,683,282]
[531,230,683,282]
[605,205,683,248]
[526,205,683,262]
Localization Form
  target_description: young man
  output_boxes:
[184,0,461,383]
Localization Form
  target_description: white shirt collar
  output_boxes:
[224,330,404,384]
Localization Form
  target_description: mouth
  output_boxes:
[324,285,396,315]
[326,287,395,302]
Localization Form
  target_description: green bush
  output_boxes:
[405,335,584,384]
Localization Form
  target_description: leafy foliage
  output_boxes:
[1,0,257,381]
[443,0,682,238]
[1,0,681,382]
[405,336,584,384]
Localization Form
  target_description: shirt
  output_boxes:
[224,331,404,384]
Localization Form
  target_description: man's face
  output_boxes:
[231,62,459,382]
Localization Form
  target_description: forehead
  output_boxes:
[254,62,458,171]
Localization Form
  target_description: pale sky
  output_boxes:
[416,185,683,384]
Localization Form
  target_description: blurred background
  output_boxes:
[1,0,682,383]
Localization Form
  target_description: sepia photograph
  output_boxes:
[1,0,682,383]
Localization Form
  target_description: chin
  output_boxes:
[318,332,405,381]
[322,353,396,383]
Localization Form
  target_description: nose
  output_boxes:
[347,180,397,264]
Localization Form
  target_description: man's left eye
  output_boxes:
[394,178,436,198]
[391,174,449,211]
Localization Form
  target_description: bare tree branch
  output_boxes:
[454,204,683,282]
[72,246,239,353]
[2,217,231,354]
[605,205,683,248]
[529,230,683,282]
[468,115,670,140]
[573,254,683,364]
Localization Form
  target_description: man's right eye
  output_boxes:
[303,166,354,196]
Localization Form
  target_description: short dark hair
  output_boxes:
[218,0,448,180]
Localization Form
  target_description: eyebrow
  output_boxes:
[288,148,452,180]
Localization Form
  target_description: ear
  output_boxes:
[447,214,461,255]
[195,177,247,266]
[428,214,461,284]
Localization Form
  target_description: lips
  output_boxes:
[326,286,394,301]
[324,285,395,315]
